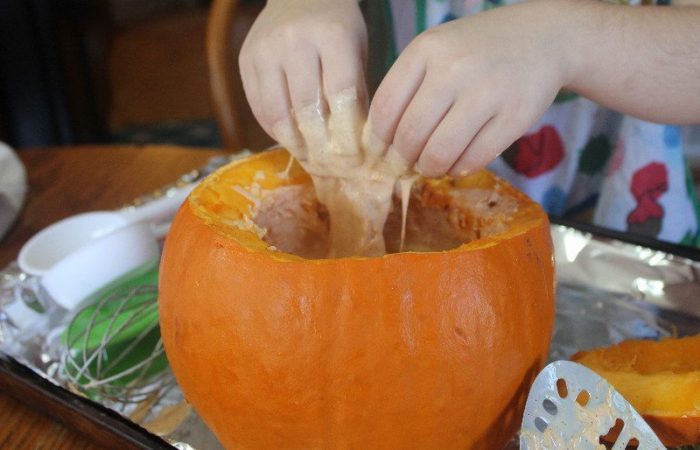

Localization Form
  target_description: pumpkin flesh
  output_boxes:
[159,148,556,449]
[572,334,700,447]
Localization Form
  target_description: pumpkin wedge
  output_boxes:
[159,148,555,449]
[572,334,700,447]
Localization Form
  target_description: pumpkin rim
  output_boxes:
[186,148,550,263]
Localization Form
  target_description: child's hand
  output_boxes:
[366,1,574,178]
[239,0,368,162]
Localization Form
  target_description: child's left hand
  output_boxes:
[365,1,574,177]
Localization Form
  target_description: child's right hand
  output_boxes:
[239,0,368,162]
[365,1,573,179]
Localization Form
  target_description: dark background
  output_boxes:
[0,0,267,149]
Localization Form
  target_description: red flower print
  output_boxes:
[626,162,668,237]
[502,125,565,178]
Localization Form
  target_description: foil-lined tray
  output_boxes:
[549,221,700,360]
[1,156,699,449]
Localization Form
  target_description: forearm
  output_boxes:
[560,0,700,124]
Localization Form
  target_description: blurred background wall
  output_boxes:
[0,0,270,150]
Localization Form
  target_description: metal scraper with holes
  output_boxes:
[519,361,665,449]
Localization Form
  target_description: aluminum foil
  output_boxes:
[549,224,700,362]
[1,157,699,449]
[552,224,700,320]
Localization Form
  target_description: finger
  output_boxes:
[415,97,497,178]
[283,50,329,161]
[254,61,305,156]
[391,76,455,168]
[254,58,293,128]
[319,31,369,108]
[284,47,326,114]
[447,112,524,177]
[320,38,368,162]
[366,53,426,157]
[240,59,267,133]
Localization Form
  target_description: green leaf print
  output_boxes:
[578,135,612,176]
[683,160,700,247]
[554,89,580,103]
[417,0,427,33]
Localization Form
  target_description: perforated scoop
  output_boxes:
[520,361,664,450]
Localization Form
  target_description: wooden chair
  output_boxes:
[206,0,273,152]
[205,0,394,152]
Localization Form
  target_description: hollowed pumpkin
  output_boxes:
[572,334,700,447]
[159,148,555,449]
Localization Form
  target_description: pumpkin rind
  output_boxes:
[159,148,556,449]
[572,334,700,447]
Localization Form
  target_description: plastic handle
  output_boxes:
[117,183,196,226]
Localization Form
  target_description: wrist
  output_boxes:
[501,0,594,92]
[555,0,612,92]
[533,0,596,91]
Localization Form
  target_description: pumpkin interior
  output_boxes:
[253,182,523,258]
[192,150,540,259]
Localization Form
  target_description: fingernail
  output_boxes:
[362,125,387,157]
[449,167,471,178]
[272,119,306,159]
[385,146,411,174]
[328,88,360,113]
[414,160,439,178]
[327,91,365,159]
[295,101,327,125]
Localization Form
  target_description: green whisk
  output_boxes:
[61,260,174,407]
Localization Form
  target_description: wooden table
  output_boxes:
[0,145,224,449]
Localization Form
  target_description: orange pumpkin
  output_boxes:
[159,148,555,449]
[572,334,700,447]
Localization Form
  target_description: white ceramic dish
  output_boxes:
[39,221,160,310]
[17,182,196,310]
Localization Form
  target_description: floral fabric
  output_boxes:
[377,0,700,245]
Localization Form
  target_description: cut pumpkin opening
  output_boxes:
[191,149,543,260]
[253,181,523,258]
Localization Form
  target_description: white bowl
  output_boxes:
[40,221,160,310]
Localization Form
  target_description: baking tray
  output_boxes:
[1,186,699,449]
